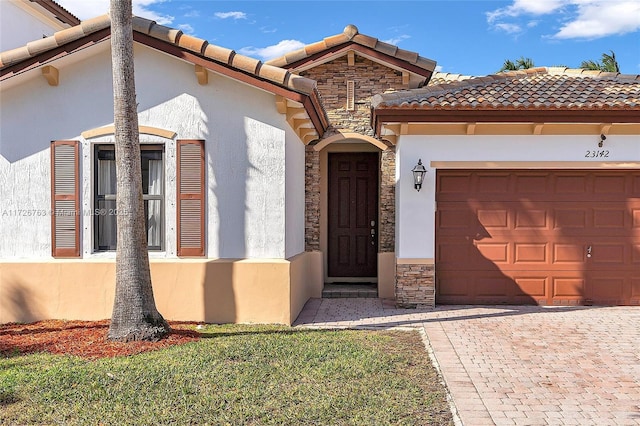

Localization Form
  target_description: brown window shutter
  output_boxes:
[177,139,205,256]
[50,140,80,257]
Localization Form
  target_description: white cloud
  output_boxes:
[495,23,522,34]
[238,40,306,61]
[214,11,247,20]
[487,0,565,23]
[554,1,640,39]
[487,0,640,39]
[56,0,173,25]
[178,24,194,34]
[382,34,411,45]
[184,10,200,19]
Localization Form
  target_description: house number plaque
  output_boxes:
[584,150,610,158]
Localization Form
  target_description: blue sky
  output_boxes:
[57,0,640,76]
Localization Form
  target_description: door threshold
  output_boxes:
[322,283,378,298]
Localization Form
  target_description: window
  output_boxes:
[94,145,164,251]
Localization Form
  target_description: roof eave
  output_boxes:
[372,108,640,137]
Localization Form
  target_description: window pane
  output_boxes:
[96,200,117,250]
[97,159,116,196]
[146,159,163,195]
[145,199,162,249]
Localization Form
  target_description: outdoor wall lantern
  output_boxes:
[412,159,427,192]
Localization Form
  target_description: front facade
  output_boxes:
[1,15,639,325]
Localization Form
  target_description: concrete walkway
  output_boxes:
[293,298,640,426]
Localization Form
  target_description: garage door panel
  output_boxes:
[553,278,585,298]
[632,278,640,299]
[594,175,628,194]
[515,210,548,229]
[477,209,509,228]
[593,209,627,228]
[555,209,587,229]
[438,174,472,194]
[554,175,588,194]
[586,276,626,305]
[633,210,640,228]
[514,243,547,263]
[438,208,473,229]
[477,174,510,193]
[437,243,470,264]
[553,244,586,263]
[587,243,626,265]
[475,243,509,263]
[514,278,547,297]
[515,175,548,193]
[436,272,471,298]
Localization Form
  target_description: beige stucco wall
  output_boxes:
[289,251,323,323]
[0,254,320,325]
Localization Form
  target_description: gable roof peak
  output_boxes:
[265,24,436,84]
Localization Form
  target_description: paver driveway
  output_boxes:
[294,299,640,426]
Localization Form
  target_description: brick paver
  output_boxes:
[293,299,640,425]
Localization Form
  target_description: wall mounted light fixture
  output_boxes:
[412,159,427,192]
[598,134,606,148]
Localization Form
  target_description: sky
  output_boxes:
[55,0,640,76]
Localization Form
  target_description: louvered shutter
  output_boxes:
[51,140,80,257]
[177,139,205,256]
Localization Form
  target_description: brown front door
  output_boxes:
[328,152,378,277]
[436,170,640,305]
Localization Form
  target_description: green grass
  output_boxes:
[0,325,453,425]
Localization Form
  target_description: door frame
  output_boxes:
[319,143,381,283]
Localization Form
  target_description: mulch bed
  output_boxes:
[0,320,201,359]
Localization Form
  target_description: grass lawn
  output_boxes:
[1,325,453,425]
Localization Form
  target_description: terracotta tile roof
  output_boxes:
[34,0,81,26]
[265,24,436,76]
[0,14,319,97]
[372,67,640,111]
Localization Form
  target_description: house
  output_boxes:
[1,10,639,325]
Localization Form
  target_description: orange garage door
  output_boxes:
[436,170,640,305]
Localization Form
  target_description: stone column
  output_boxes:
[395,263,435,308]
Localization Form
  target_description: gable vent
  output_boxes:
[346,80,355,111]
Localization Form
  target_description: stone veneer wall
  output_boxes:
[396,263,435,307]
[379,143,395,253]
[305,145,320,251]
[300,56,407,136]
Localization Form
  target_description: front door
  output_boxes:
[328,152,378,277]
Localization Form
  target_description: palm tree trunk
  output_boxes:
[108,0,169,342]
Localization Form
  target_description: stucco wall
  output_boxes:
[0,1,65,51]
[0,258,301,324]
[0,42,305,260]
[397,134,640,260]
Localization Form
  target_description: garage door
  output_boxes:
[436,170,640,305]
